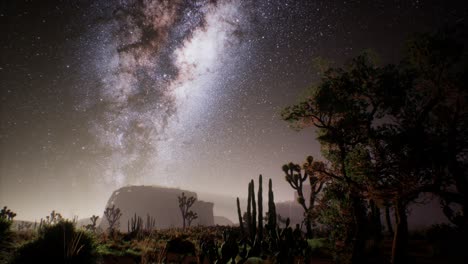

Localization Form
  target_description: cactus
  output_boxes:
[267,178,277,231]
[128,213,155,237]
[257,175,263,242]
[145,214,156,232]
[236,197,245,235]
[251,179,257,242]
[246,182,252,237]
[233,177,311,262]
[128,213,143,234]
[268,179,277,228]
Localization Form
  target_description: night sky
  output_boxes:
[1,0,466,220]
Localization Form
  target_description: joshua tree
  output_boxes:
[85,215,99,232]
[0,206,17,221]
[282,156,326,238]
[104,205,122,234]
[186,211,198,227]
[39,210,63,228]
[178,192,197,229]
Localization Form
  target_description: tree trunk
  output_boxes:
[350,195,366,264]
[385,204,394,236]
[391,198,408,264]
[370,200,382,240]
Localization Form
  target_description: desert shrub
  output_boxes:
[0,206,16,263]
[0,217,14,263]
[316,182,355,264]
[164,237,197,263]
[426,224,465,259]
[307,238,331,257]
[11,220,98,264]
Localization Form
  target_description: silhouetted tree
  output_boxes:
[85,215,99,233]
[282,23,468,263]
[178,192,197,229]
[186,211,198,227]
[282,156,327,238]
[104,205,122,234]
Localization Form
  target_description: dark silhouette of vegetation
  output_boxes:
[282,23,468,264]
[127,213,143,236]
[0,206,17,221]
[178,192,198,229]
[266,178,277,234]
[283,156,327,238]
[236,197,245,236]
[0,206,16,263]
[85,215,99,233]
[104,205,122,234]
[39,210,63,228]
[11,220,98,264]
[2,24,466,264]
[235,175,315,262]
[164,237,197,263]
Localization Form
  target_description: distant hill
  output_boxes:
[99,185,214,231]
[214,215,234,226]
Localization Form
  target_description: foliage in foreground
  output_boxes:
[282,22,468,264]
[11,220,98,264]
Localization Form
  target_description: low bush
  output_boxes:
[0,217,14,263]
[426,224,466,261]
[10,220,98,264]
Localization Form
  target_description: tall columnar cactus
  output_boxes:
[257,174,263,242]
[145,214,156,232]
[246,182,252,237]
[267,178,277,230]
[128,213,143,234]
[250,179,257,242]
[237,197,245,235]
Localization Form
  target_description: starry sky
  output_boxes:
[1,0,467,220]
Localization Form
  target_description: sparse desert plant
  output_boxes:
[85,215,99,233]
[104,205,122,234]
[164,237,197,263]
[185,211,198,228]
[39,210,63,229]
[0,206,17,221]
[11,220,98,264]
[17,221,33,231]
[426,224,466,260]
[128,213,143,239]
[282,156,327,239]
[178,192,198,229]
[0,206,16,263]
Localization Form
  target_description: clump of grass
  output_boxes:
[10,220,98,264]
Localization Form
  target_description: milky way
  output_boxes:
[79,0,253,187]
